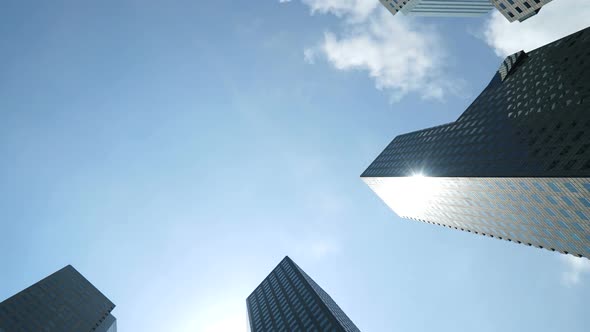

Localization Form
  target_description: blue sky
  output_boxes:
[1,1,590,331]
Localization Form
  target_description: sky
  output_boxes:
[1,1,590,331]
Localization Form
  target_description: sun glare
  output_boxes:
[376,174,441,218]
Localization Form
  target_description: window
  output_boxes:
[559,209,572,218]
[579,197,590,207]
[531,194,543,204]
[515,6,522,13]
[564,182,578,193]
[562,196,575,206]
[524,1,531,8]
[548,182,561,192]
[533,182,545,192]
[576,144,589,155]
[546,195,558,205]
[575,211,589,221]
[544,207,556,216]
[564,160,577,170]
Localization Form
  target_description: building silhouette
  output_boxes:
[247,256,360,332]
[380,0,555,22]
[0,265,116,332]
[362,27,590,258]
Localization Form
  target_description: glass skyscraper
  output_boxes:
[380,0,494,17]
[246,256,360,332]
[0,265,117,332]
[491,0,553,22]
[362,27,590,258]
[380,0,556,22]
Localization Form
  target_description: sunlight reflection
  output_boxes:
[382,173,441,218]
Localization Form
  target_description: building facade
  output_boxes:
[491,0,553,22]
[380,0,495,17]
[380,0,554,22]
[0,265,117,332]
[362,27,590,258]
[246,256,360,332]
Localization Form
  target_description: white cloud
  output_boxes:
[483,0,590,57]
[303,47,316,64]
[306,9,459,101]
[301,0,379,21]
[279,0,292,3]
[561,255,590,287]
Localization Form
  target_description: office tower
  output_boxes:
[362,27,590,258]
[246,256,360,332]
[380,0,494,17]
[380,0,556,22]
[0,265,116,332]
[491,0,553,22]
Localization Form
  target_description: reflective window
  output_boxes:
[548,182,561,192]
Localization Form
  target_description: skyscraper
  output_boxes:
[491,0,553,22]
[246,256,360,332]
[0,265,116,332]
[380,0,555,22]
[362,27,590,258]
[380,0,495,17]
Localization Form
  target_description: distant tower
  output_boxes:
[246,256,360,332]
[380,0,556,22]
[362,28,590,258]
[0,265,117,332]
[380,0,495,17]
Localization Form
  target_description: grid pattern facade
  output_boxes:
[380,0,494,17]
[491,0,552,22]
[0,265,116,332]
[364,177,590,257]
[246,257,360,332]
[362,28,590,258]
[498,51,527,81]
[95,314,117,332]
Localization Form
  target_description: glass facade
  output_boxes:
[96,313,117,332]
[381,0,555,22]
[362,27,590,258]
[246,256,360,332]
[380,0,494,17]
[0,265,116,332]
[491,0,553,22]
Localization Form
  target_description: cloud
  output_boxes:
[301,0,379,21]
[279,0,292,3]
[561,255,590,287]
[305,8,459,101]
[483,0,590,57]
[303,48,316,64]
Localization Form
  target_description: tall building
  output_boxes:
[380,0,555,22]
[246,256,360,332]
[361,27,590,258]
[491,0,553,22]
[380,0,495,17]
[0,265,116,332]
